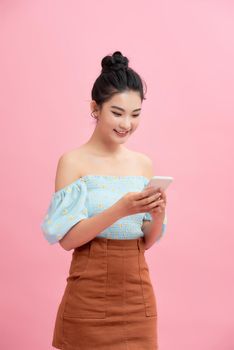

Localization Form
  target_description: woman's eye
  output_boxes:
[112,112,140,117]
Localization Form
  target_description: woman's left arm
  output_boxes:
[142,211,166,250]
[140,155,167,250]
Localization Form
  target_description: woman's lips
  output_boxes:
[114,129,130,136]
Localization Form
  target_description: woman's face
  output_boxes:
[92,90,142,143]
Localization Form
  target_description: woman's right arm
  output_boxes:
[59,204,123,251]
[60,190,160,251]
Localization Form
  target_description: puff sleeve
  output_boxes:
[143,210,167,237]
[40,178,88,245]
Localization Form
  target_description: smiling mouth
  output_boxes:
[113,129,131,136]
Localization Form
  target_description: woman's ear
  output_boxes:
[90,100,96,113]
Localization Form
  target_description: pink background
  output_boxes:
[1,0,233,349]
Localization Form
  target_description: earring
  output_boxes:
[91,111,98,120]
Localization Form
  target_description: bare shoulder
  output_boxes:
[54,148,84,192]
[135,151,154,179]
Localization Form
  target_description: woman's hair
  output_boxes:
[91,51,147,119]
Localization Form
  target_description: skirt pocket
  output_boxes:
[63,248,107,319]
[139,253,157,317]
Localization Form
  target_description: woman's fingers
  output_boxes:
[135,187,167,213]
[158,187,167,204]
[151,201,166,213]
[146,199,164,212]
[138,186,159,199]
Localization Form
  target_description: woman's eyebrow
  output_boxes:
[110,105,141,112]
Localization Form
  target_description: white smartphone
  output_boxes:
[145,176,174,191]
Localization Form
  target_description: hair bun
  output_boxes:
[101,51,129,73]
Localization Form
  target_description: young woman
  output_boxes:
[41,50,167,350]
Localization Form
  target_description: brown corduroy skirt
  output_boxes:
[52,236,158,350]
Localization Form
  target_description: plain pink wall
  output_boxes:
[1,0,233,349]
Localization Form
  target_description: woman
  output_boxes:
[41,50,167,350]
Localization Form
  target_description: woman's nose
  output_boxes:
[119,122,131,130]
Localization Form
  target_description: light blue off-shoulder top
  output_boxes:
[40,175,167,245]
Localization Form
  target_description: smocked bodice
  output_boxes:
[40,175,167,245]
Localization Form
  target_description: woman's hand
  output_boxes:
[115,186,166,217]
[148,187,167,220]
